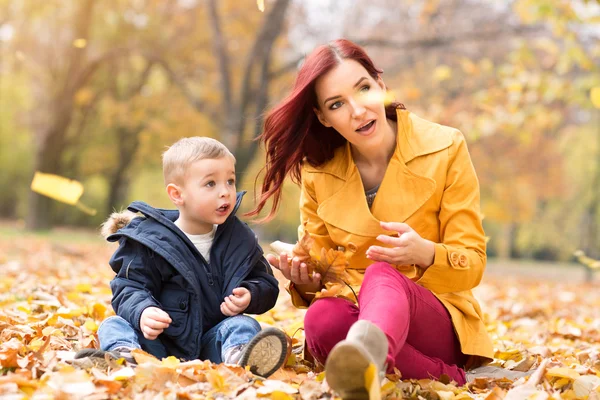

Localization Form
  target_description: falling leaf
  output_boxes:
[30,172,96,215]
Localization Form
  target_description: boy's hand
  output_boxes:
[220,287,251,316]
[140,307,172,340]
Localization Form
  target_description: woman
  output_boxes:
[248,39,520,397]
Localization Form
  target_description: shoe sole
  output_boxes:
[239,327,287,378]
[325,341,371,400]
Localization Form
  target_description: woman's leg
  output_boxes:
[304,297,359,365]
[358,262,467,384]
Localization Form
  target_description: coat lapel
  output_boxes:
[314,110,452,238]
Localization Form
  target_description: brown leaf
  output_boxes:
[292,230,316,275]
[316,248,349,284]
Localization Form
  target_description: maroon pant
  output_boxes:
[304,262,468,385]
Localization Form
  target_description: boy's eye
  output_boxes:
[227,179,236,186]
[205,181,216,187]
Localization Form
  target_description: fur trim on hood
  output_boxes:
[100,210,139,239]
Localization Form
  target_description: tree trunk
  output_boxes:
[106,128,141,215]
[25,107,74,230]
[25,0,95,230]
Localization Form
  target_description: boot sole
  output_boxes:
[239,327,287,378]
[326,342,371,400]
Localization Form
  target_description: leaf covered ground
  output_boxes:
[1,232,600,399]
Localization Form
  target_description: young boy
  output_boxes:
[76,137,287,378]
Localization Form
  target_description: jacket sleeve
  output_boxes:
[416,130,487,294]
[239,251,280,315]
[109,238,162,330]
[286,169,338,308]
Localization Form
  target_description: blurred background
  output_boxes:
[0,0,598,264]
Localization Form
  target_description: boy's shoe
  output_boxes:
[325,320,388,400]
[466,365,534,382]
[223,327,288,378]
[74,346,136,364]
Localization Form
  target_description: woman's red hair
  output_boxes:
[247,38,405,221]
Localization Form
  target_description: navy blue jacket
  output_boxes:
[107,192,279,360]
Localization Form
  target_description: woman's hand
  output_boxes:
[266,253,322,292]
[366,222,435,269]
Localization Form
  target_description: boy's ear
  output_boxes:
[313,107,332,128]
[166,183,184,206]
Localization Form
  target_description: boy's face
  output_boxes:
[175,156,236,234]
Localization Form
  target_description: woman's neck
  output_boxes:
[351,118,397,168]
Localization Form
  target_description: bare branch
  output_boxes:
[207,0,233,111]
[268,24,543,80]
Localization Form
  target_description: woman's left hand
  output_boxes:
[366,221,435,269]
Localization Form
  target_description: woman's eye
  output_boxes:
[360,85,370,92]
[227,179,236,186]
[330,101,342,110]
[205,181,216,187]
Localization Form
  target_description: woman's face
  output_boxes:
[314,59,389,150]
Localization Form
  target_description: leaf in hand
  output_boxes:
[316,247,349,284]
[292,229,317,275]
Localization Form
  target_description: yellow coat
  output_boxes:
[289,109,494,364]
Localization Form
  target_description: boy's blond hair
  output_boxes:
[162,137,235,185]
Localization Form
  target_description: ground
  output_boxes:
[0,223,599,399]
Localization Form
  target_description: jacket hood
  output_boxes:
[100,191,246,239]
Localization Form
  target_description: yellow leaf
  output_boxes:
[83,319,97,333]
[75,283,92,293]
[207,369,226,390]
[74,88,94,106]
[546,367,580,380]
[270,391,294,400]
[73,38,87,48]
[30,172,97,215]
[433,65,452,82]
[161,356,180,369]
[131,348,161,365]
[89,303,107,320]
[257,0,265,12]
[364,363,381,400]
[591,87,600,109]
[31,172,83,205]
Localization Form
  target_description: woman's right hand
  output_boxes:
[266,253,322,290]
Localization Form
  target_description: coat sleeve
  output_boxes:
[239,250,280,315]
[416,130,487,294]
[109,239,162,330]
[286,169,338,308]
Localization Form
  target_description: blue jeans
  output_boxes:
[97,315,261,362]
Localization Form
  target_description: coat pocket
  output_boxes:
[158,286,190,337]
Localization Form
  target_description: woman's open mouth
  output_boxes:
[355,120,376,135]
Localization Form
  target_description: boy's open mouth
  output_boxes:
[217,204,230,212]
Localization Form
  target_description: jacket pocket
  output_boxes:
[158,285,190,338]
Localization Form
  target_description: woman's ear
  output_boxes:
[313,107,332,127]
[376,75,386,91]
[166,183,184,206]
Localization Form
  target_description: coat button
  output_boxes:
[459,254,468,267]
[449,252,459,266]
[179,301,186,310]
[347,242,358,252]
